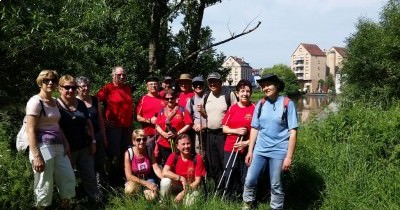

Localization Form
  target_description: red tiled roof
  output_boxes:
[301,43,326,56]
[332,46,347,57]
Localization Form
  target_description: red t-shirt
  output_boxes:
[155,107,193,148]
[136,94,164,136]
[177,92,195,108]
[96,83,133,127]
[222,103,255,152]
[165,153,206,183]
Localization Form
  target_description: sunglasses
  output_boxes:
[115,73,126,77]
[42,78,57,85]
[61,85,78,91]
[165,97,175,101]
[193,82,203,87]
[135,138,147,142]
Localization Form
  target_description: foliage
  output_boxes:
[325,73,335,90]
[0,108,33,209]
[297,101,400,209]
[0,0,226,104]
[261,64,300,96]
[341,0,400,107]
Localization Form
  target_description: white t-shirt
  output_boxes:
[26,95,60,132]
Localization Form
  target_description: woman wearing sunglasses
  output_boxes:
[124,129,163,199]
[26,70,75,209]
[57,75,99,205]
[155,90,193,166]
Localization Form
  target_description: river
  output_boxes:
[294,94,335,122]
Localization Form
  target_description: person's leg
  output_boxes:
[76,147,99,201]
[243,154,268,203]
[53,145,76,203]
[215,133,226,186]
[32,155,54,208]
[269,158,285,210]
[94,132,106,191]
[124,181,140,195]
[105,127,123,187]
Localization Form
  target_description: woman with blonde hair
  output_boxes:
[57,75,99,205]
[26,70,75,209]
[124,129,163,200]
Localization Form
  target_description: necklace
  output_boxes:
[58,98,76,120]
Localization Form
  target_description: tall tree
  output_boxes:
[342,0,400,105]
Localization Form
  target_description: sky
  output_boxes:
[195,0,386,69]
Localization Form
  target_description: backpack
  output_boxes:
[16,100,46,152]
[257,96,290,124]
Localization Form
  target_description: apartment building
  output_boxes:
[222,56,253,87]
[291,43,327,93]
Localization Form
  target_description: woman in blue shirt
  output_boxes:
[242,74,298,210]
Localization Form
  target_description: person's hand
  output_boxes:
[144,181,158,192]
[32,155,45,172]
[174,190,186,203]
[245,151,253,166]
[150,116,157,124]
[234,140,249,151]
[193,124,201,132]
[236,127,248,136]
[163,131,174,139]
[282,157,292,171]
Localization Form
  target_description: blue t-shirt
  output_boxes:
[251,96,298,159]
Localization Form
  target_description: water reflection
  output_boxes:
[294,95,334,122]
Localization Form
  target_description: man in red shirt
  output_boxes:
[96,66,134,186]
[136,76,165,156]
[176,73,195,108]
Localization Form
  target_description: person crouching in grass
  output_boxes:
[124,129,163,200]
[160,133,206,205]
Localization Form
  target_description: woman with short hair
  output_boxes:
[124,129,163,200]
[57,75,99,205]
[26,70,75,209]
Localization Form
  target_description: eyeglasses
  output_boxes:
[135,138,147,142]
[42,78,57,85]
[78,84,90,89]
[147,82,159,86]
[115,73,126,77]
[61,85,78,91]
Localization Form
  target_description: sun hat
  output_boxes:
[256,73,285,92]
[176,73,192,83]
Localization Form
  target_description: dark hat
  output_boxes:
[207,72,222,81]
[145,76,159,83]
[163,76,173,82]
[176,73,192,82]
[256,73,285,92]
[192,75,204,83]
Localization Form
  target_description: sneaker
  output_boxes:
[242,202,253,210]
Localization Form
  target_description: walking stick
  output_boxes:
[213,135,242,199]
[199,113,204,156]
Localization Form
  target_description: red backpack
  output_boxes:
[257,96,290,125]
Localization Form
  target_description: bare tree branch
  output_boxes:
[166,21,261,74]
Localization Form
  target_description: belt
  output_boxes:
[207,128,223,133]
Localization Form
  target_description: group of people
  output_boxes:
[25,66,298,210]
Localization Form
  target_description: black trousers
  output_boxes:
[205,129,225,187]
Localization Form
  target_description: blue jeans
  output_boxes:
[243,154,284,209]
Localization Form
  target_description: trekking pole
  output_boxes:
[213,135,242,199]
[199,112,204,156]
[221,136,243,200]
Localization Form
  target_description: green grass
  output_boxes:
[1,100,399,209]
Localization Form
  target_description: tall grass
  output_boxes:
[1,100,399,209]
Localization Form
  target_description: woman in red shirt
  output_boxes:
[155,90,192,166]
[220,79,255,198]
[160,133,206,205]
